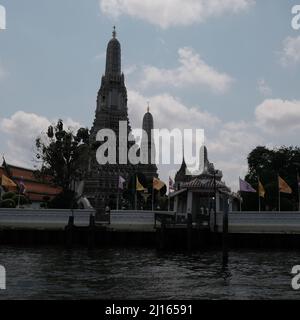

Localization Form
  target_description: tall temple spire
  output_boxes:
[85,29,158,209]
[141,105,158,180]
[105,27,121,76]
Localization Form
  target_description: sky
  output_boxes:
[0,0,300,191]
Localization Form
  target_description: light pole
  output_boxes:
[293,162,300,212]
[213,170,217,232]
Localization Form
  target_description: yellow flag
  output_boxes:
[153,178,165,191]
[279,176,292,194]
[258,180,265,198]
[1,174,17,188]
[136,177,145,192]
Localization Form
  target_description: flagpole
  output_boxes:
[17,188,21,209]
[278,174,281,212]
[117,172,120,211]
[238,177,241,212]
[117,188,120,210]
[152,187,154,212]
[258,176,261,212]
[240,196,242,212]
[297,169,300,212]
[134,174,137,210]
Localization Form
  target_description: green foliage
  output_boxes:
[242,146,300,211]
[12,194,28,206]
[48,190,78,209]
[0,199,16,208]
[0,192,28,207]
[35,120,90,196]
[2,192,16,200]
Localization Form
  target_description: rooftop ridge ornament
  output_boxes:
[112,26,116,38]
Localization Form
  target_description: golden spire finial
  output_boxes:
[147,101,150,113]
[112,26,116,38]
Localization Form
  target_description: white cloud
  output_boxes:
[207,121,263,191]
[257,79,272,96]
[0,111,82,168]
[128,90,220,131]
[0,62,6,80]
[124,64,138,76]
[280,36,300,66]
[139,47,234,93]
[2,97,298,192]
[255,99,300,134]
[94,51,106,61]
[209,121,262,155]
[127,90,262,191]
[100,0,255,29]
[0,111,51,167]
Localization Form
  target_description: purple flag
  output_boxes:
[19,177,26,194]
[118,176,125,190]
[239,178,256,193]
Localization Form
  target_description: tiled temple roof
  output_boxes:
[0,164,61,202]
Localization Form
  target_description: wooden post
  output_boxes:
[88,214,96,249]
[222,196,229,266]
[187,213,192,253]
[159,217,166,250]
[66,216,74,249]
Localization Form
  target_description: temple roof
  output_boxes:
[0,164,61,202]
[182,177,230,193]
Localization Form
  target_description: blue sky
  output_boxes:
[1,0,300,190]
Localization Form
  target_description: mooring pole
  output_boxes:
[88,214,96,249]
[213,171,217,232]
[222,196,229,266]
[66,216,74,249]
[187,213,193,253]
[159,217,166,250]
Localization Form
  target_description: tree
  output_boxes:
[0,192,28,208]
[242,146,300,211]
[35,120,90,208]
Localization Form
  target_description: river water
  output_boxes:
[0,246,299,300]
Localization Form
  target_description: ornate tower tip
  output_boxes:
[147,101,150,113]
[112,26,116,38]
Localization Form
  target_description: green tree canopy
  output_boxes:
[35,120,90,201]
[242,146,300,211]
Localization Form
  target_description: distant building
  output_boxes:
[172,146,237,217]
[83,28,158,210]
[0,163,61,208]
